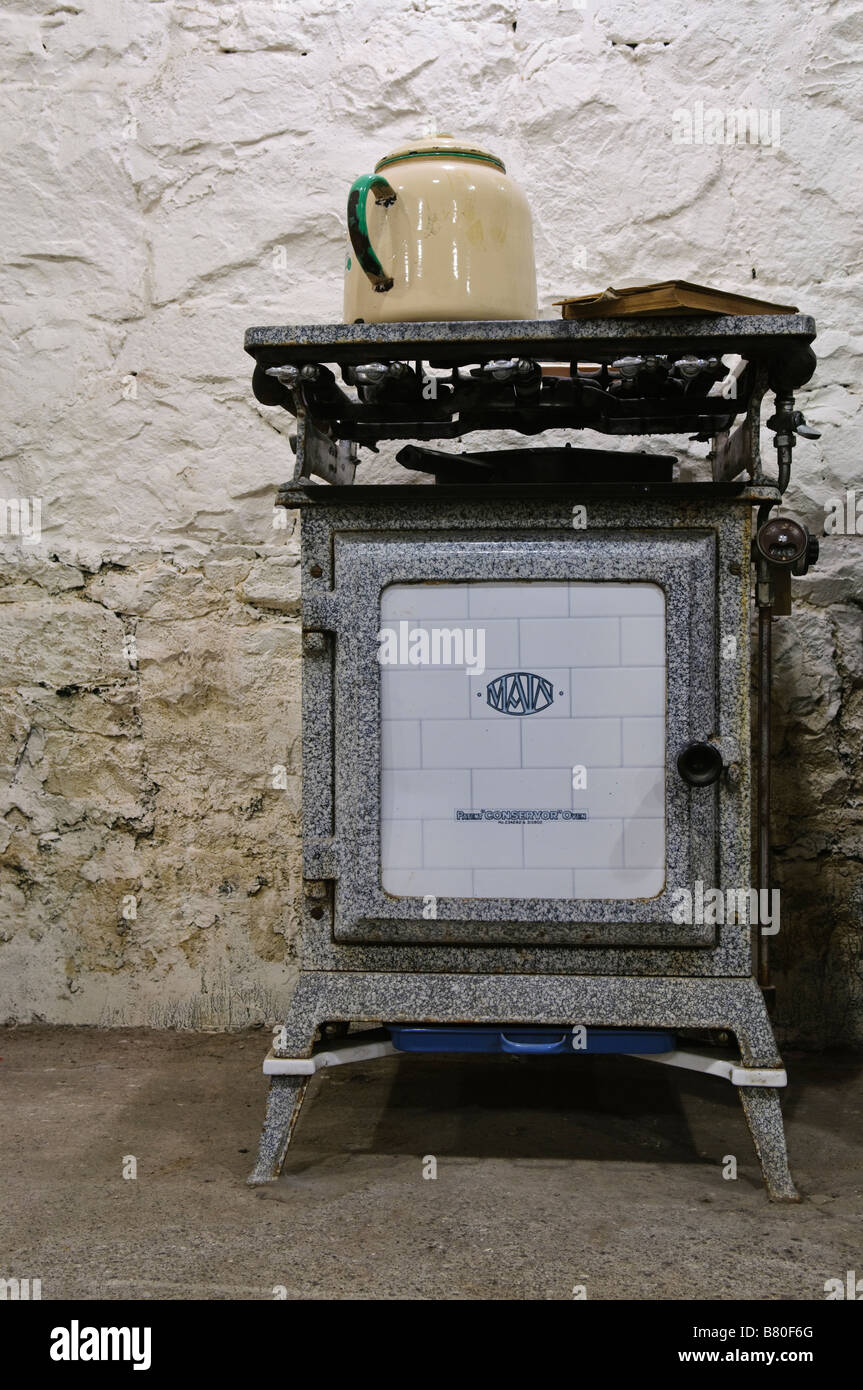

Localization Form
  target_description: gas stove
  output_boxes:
[245,313,817,486]
[244,314,819,1200]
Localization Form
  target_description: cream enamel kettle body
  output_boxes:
[343,137,538,323]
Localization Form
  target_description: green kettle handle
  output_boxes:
[347,174,397,292]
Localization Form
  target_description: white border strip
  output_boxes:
[264,1040,785,1087]
[625,1048,786,1087]
[263,1039,398,1075]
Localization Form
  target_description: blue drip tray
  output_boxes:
[387,1025,676,1056]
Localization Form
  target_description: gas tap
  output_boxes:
[766,393,821,492]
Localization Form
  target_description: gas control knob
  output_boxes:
[754,516,809,567]
[677,741,724,787]
[794,532,820,576]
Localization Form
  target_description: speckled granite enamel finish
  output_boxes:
[738,1087,800,1201]
[244,314,817,373]
[299,926,752,976]
[301,629,335,873]
[297,487,755,976]
[247,1075,309,1186]
[271,971,781,1063]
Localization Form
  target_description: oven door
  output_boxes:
[325,532,720,947]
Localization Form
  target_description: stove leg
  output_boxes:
[248,1075,310,1185]
[737,1085,799,1202]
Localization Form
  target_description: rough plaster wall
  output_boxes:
[0,0,861,1039]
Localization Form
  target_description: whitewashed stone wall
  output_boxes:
[1,0,861,1039]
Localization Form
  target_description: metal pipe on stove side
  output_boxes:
[754,392,803,995]
[752,505,820,1001]
[757,598,773,994]
[754,500,777,998]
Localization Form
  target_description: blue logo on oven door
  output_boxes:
[486,671,554,716]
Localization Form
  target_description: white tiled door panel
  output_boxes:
[380,819,422,870]
[421,719,522,768]
[520,617,621,669]
[381,584,470,620]
[378,614,519,671]
[380,668,472,720]
[468,581,570,618]
[621,616,666,666]
[623,817,666,869]
[570,767,665,818]
[568,582,665,616]
[472,769,573,809]
[381,720,421,769]
[423,819,524,869]
[574,866,665,898]
[381,769,471,820]
[622,717,665,766]
[572,667,665,718]
[472,867,574,897]
[521,717,622,768]
[380,580,667,899]
[523,817,625,870]
[382,868,474,897]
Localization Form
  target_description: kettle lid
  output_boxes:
[375,134,506,174]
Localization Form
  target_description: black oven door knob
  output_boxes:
[676,741,724,787]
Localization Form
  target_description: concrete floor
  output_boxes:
[1,1027,860,1300]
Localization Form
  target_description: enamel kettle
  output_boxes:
[343,135,538,323]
